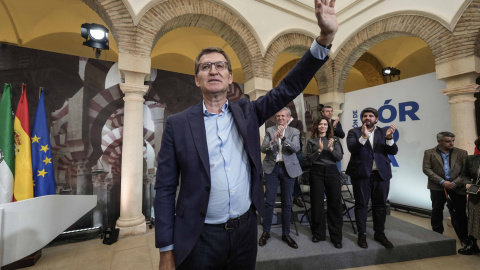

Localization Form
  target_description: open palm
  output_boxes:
[315,0,338,37]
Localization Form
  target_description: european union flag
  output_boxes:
[32,89,56,196]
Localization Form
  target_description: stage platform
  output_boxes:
[255,215,456,269]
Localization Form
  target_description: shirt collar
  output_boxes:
[203,99,229,116]
[437,146,452,155]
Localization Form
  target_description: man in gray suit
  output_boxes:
[422,131,469,245]
[259,107,302,249]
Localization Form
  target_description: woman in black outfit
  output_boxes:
[306,117,343,248]
[458,137,480,255]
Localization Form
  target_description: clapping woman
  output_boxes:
[458,137,480,255]
[306,117,343,248]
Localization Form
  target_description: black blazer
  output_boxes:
[463,155,480,204]
[345,126,398,181]
[154,49,328,267]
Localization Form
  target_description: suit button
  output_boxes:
[200,211,206,218]
[205,186,210,191]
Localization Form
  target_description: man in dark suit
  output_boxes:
[346,107,398,249]
[422,131,468,245]
[321,105,344,138]
[259,107,302,249]
[155,1,338,269]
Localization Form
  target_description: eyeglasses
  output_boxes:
[198,61,229,72]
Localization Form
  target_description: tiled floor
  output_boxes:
[22,210,478,270]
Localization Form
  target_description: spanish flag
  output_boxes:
[13,84,33,201]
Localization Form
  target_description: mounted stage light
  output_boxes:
[382,67,400,76]
[81,23,109,59]
[382,67,401,82]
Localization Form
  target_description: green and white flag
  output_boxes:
[0,84,14,204]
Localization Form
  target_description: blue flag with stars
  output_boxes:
[31,89,56,196]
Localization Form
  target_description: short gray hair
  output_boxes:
[278,107,291,116]
[437,131,455,141]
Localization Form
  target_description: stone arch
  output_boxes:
[136,0,263,81]
[457,0,480,58]
[81,0,137,54]
[88,85,124,162]
[334,15,453,93]
[105,108,124,131]
[352,52,386,87]
[273,59,298,87]
[264,32,314,81]
[101,127,155,152]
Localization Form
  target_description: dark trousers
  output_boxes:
[178,208,258,270]
[430,189,468,241]
[263,164,295,235]
[352,171,390,235]
[309,164,343,243]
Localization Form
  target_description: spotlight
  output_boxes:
[382,67,401,82]
[382,67,400,77]
[81,23,109,59]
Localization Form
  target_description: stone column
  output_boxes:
[244,76,271,141]
[92,172,108,228]
[75,159,92,195]
[115,53,151,237]
[319,91,345,119]
[149,105,165,157]
[442,85,477,153]
[436,56,480,154]
[74,159,93,228]
[142,174,155,221]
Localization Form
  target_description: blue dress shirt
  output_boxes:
[203,100,252,224]
[438,147,455,186]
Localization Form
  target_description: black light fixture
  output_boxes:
[382,67,401,82]
[81,23,109,59]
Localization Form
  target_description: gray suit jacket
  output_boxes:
[261,126,302,178]
[422,146,467,195]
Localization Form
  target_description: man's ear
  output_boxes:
[195,75,200,87]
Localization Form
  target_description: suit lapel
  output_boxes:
[187,103,211,180]
[450,149,458,172]
[284,126,290,139]
[229,102,258,168]
[432,148,444,170]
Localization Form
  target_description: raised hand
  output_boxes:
[328,138,334,152]
[314,0,338,45]
[277,125,285,139]
[333,117,339,128]
[386,124,396,139]
[318,138,324,152]
[361,124,369,138]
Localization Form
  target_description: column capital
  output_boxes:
[319,92,345,118]
[119,83,149,95]
[436,55,480,80]
[118,53,151,85]
[92,172,108,187]
[441,84,478,104]
[243,76,272,100]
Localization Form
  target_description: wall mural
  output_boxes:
[0,43,245,231]
[0,43,319,232]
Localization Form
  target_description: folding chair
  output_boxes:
[340,172,357,234]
